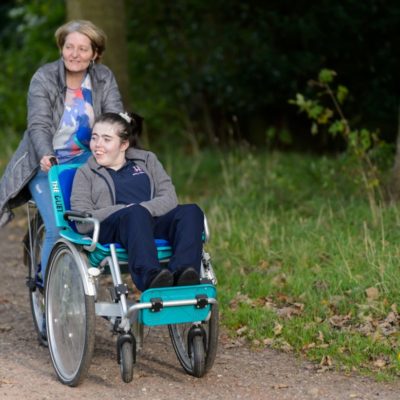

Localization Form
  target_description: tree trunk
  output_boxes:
[388,105,400,202]
[66,0,132,110]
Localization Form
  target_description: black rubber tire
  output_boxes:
[168,303,219,377]
[26,213,47,346]
[191,335,206,377]
[120,341,134,383]
[46,242,95,386]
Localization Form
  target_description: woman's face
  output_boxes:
[62,31,96,74]
[90,122,129,170]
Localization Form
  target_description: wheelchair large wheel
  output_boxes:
[168,303,219,377]
[26,213,47,346]
[45,242,95,386]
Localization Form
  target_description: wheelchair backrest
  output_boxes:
[48,164,82,230]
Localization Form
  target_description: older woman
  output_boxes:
[0,20,123,281]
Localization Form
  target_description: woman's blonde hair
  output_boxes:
[55,20,107,61]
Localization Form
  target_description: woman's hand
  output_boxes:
[40,155,57,172]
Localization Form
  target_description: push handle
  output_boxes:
[49,156,58,166]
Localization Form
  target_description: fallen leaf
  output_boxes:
[236,326,248,336]
[271,273,287,287]
[275,293,290,303]
[328,295,345,307]
[277,302,305,319]
[383,311,398,325]
[329,313,352,329]
[273,322,283,336]
[261,297,277,310]
[320,355,333,367]
[279,340,293,352]
[365,287,379,301]
[263,338,274,346]
[373,358,387,368]
[258,259,270,270]
[229,292,256,310]
[302,342,316,351]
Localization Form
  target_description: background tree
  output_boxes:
[388,107,400,201]
[0,0,63,163]
[66,0,132,109]
[1,0,400,155]
[126,0,400,150]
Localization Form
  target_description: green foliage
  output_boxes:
[126,1,400,147]
[0,0,64,152]
[318,68,336,84]
[1,2,400,149]
[290,69,386,224]
[169,148,400,378]
[337,85,349,105]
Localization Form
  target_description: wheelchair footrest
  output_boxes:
[139,284,217,326]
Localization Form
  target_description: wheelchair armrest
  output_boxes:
[63,210,100,252]
[64,210,92,220]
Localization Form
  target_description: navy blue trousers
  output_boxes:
[98,204,204,291]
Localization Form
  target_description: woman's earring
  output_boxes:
[90,59,95,67]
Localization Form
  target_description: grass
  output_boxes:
[163,147,400,380]
[1,138,399,379]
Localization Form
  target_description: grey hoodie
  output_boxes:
[0,59,123,227]
[70,148,179,234]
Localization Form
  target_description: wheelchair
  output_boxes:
[24,163,219,386]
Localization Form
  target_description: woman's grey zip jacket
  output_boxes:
[0,58,123,227]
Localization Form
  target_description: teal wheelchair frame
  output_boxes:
[25,163,218,386]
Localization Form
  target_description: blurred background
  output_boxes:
[1,0,399,157]
[3,1,400,374]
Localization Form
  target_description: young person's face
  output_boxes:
[62,31,96,74]
[90,122,129,170]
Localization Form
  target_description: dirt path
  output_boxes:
[1,212,400,400]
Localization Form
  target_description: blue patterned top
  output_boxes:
[53,74,94,164]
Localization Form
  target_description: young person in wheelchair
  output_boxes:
[70,112,203,292]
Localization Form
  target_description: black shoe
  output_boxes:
[175,267,200,286]
[147,269,174,289]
